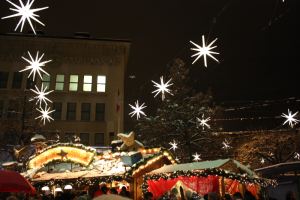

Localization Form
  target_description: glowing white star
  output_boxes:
[35,105,55,125]
[20,51,51,81]
[151,76,173,101]
[192,152,201,162]
[1,0,49,34]
[261,158,265,164]
[30,84,53,107]
[169,140,178,151]
[281,109,299,128]
[129,100,147,120]
[190,35,219,67]
[196,114,211,130]
[222,139,231,150]
[294,152,300,160]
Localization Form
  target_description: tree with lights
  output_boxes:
[135,58,222,162]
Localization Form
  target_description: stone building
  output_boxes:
[0,33,130,146]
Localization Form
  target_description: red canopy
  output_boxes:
[0,170,36,194]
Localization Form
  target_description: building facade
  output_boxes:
[0,33,130,146]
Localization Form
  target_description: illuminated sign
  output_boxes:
[28,145,96,169]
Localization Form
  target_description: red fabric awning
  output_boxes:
[0,170,36,194]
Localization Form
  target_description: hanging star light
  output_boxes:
[1,0,49,35]
[190,35,219,67]
[222,139,231,150]
[294,152,300,160]
[35,105,55,125]
[196,114,211,130]
[261,158,265,164]
[169,140,178,151]
[151,76,173,101]
[129,100,147,120]
[20,51,51,81]
[30,84,53,107]
[192,152,201,162]
[281,109,299,128]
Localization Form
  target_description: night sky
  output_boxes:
[1,0,300,129]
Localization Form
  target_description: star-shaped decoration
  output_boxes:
[196,114,211,130]
[20,51,51,81]
[57,149,68,160]
[281,109,299,128]
[294,152,300,160]
[35,105,55,125]
[222,139,231,150]
[260,158,265,164]
[30,84,53,107]
[129,100,147,120]
[169,140,178,151]
[192,152,201,162]
[190,35,219,67]
[118,131,135,147]
[1,0,49,34]
[175,157,180,163]
[151,76,173,101]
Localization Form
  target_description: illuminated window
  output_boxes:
[0,72,9,88]
[67,102,76,120]
[97,75,106,92]
[69,75,78,91]
[95,103,105,121]
[12,72,23,89]
[83,75,92,92]
[42,74,50,89]
[55,74,64,91]
[94,133,104,146]
[81,103,91,121]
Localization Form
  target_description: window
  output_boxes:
[55,74,64,91]
[97,75,106,92]
[109,132,115,144]
[81,103,91,121]
[69,75,78,91]
[67,103,76,120]
[26,78,36,89]
[80,133,89,145]
[95,103,105,121]
[0,100,3,118]
[52,102,62,120]
[94,133,104,146]
[83,75,92,92]
[0,72,9,88]
[42,74,51,89]
[12,72,23,89]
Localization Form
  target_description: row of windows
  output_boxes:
[0,71,106,92]
[0,100,105,122]
[53,102,105,121]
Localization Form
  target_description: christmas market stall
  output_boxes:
[21,132,176,200]
[142,158,276,199]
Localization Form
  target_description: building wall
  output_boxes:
[0,34,130,146]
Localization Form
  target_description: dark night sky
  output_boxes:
[1,0,300,126]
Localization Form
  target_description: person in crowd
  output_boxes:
[208,192,219,200]
[223,194,232,200]
[144,191,154,200]
[100,185,108,195]
[109,188,118,194]
[244,190,255,200]
[119,186,130,197]
[232,192,243,200]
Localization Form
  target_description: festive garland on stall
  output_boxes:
[124,148,176,178]
[141,168,277,194]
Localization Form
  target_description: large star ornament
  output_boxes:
[190,35,219,67]
[30,84,53,107]
[192,152,201,162]
[129,100,147,120]
[35,105,55,125]
[152,76,173,101]
[20,51,51,81]
[1,0,49,34]
[196,114,211,130]
[281,109,299,128]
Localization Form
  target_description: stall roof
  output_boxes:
[149,158,257,177]
[255,161,300,176]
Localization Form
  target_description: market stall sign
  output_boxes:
[27,146,95,169]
